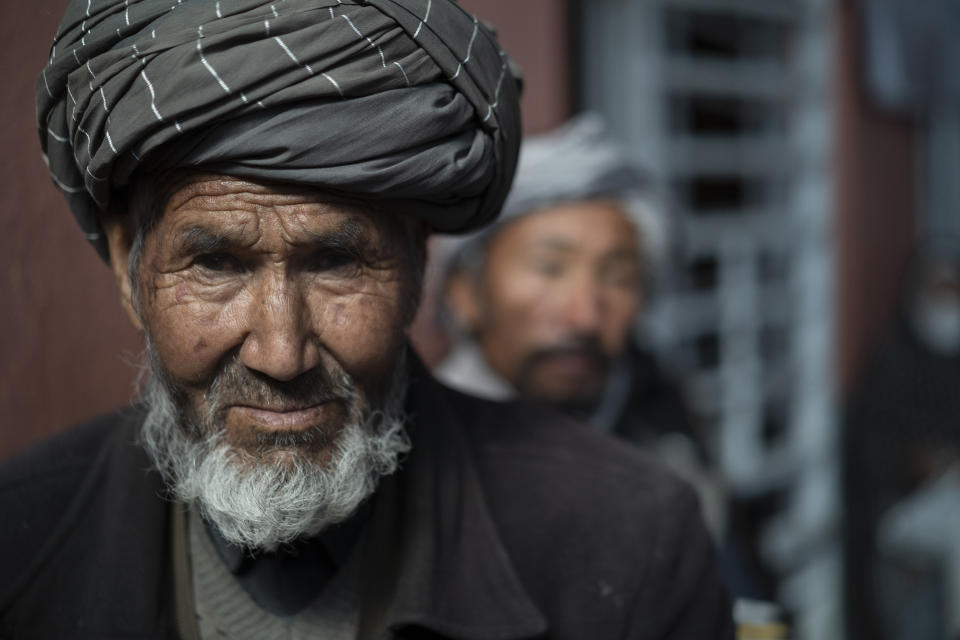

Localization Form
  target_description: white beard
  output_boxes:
[138,356,411,552]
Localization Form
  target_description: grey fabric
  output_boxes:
[498,112,648,222]
[860,0,960,110]
[199,499,371,616]
[436,113,667,278]
[433,341,513,401]
[37,0,521,261]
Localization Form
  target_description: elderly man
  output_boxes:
[437,115,702,457]
[0,2,732,638]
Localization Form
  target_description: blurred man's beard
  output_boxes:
[138,344,411,552]
[513,337,610,413]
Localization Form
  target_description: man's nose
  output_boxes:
[238,272,321,381]
[558,275,602,333]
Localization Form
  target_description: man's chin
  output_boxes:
[519,369,605,412]
[237,446,321,471]
[515,350,607,403]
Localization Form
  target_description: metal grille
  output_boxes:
[578,0,840,637]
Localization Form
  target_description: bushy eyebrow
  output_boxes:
[532,232,639,252]
[172,217,377,258]
[532,238,638,260]
[300,218,371,254]
[534,237,576,252]
[174,225,234,256]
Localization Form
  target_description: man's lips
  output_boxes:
[227,402,338,432]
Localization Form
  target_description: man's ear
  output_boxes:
[445,268,483,334]
[100,214,144,332]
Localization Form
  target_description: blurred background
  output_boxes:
[3,1,959,638]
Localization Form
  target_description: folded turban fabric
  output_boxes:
[497,113,648,222]
[438,113,667,273]
[37,0,522,260]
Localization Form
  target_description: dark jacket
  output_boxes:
[610,346,703,459]
[0,368,733,639]
[844,311,960,640]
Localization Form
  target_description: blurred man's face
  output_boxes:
[451,200,642,409]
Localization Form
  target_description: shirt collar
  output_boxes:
[434,340,515,401]
[197,486,373,617]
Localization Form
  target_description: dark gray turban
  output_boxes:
[37,0,521,260]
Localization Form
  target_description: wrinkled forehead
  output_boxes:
[130,170,410,241]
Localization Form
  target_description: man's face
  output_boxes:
[119,174,419,466]
[105,173,422,549]
[453,200,642,409]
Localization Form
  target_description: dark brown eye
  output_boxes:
[194,252,243,272]
[307,250,360,273]
[531,258,565,278]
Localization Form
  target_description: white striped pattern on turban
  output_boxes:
[37,0,522,260]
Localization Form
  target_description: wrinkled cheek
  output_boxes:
[328,301,350,330]
[322,296,406,385]
[144,298,240,387]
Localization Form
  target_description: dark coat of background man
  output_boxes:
[0,1,733,638]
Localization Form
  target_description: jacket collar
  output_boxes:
[62,405,174,638]
[381,358,548,639]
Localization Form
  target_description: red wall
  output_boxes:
[459,0,572,135]
[0,0,144,460]
[834,0,918,391]
[0,1,571,460]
